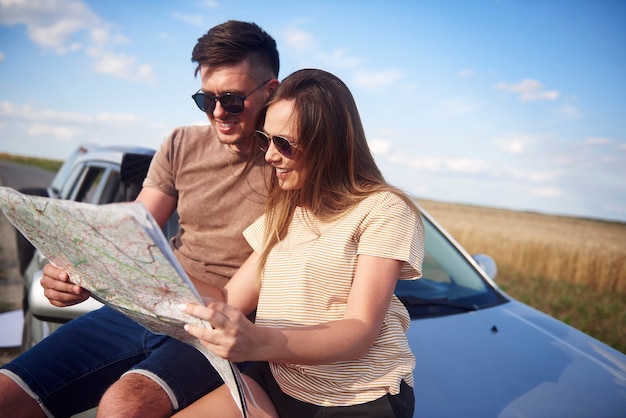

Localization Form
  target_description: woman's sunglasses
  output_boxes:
[254,130,299,158]
[191,80,271,115]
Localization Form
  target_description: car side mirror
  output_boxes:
[472,253,497,281]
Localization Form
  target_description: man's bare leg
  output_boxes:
[97,373,172,418]
[0,374,46,418]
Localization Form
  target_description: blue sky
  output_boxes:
[1,0,625,222]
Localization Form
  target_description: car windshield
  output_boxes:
[394,212,507,318]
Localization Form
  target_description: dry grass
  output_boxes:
[495,267,626,353]
[0,153,62,173]
[419,199,626,353]
[419,200,626,293]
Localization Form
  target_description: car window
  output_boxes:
[103,171,125,203]
[59,163,85,200]
[395,214,506,318]
[421,218,488,293]
[49,146,88,197]
[75,167,106,203]
[61,163,121,204]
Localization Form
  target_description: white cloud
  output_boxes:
[353,69,405,91]
[458,68,474,78]
[89,26,127,46]
[92,51,135,73]
[95,112,138,124]
[30,20,85,51]
[199,0,219,8]
[504,140,525,154]
[0,100,144,153]
[530,187,562,198]
[446,158,487,173]
[283,25,403,92]
[171,12,205,27]
[368,139,392,155]
[496,133,535,154]
[324,48,361,69]
[585,137,612,145]
[552,103,581,120]
[494,78,560,102]
[553,155,575,166]
[600,154,617,164]
[28,123,81,142]
[0,51,5,62]
[0,101,16,115]
[508,168,558,182]
[0,100,137,126]
[283,26,362,70]
[604,203,626,215]
[407,157,486,173]
[0,0,99,53]
[283,27,317,53]
[0,0,153,83]
[439,97,480,115]
[90,51,155,83]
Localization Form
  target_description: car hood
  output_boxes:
[408,300,626,417]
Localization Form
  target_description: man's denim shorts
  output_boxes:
[1,306,221,417]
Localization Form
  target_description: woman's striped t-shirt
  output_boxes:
[243,191,424,406]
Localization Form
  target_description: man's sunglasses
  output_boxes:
[254,130,299,158]
[191,80,271,114]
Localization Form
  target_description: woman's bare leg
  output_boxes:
[173,376,277,418]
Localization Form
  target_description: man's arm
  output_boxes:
[135,187,177,228]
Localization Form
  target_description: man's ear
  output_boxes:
[267,78,280,94]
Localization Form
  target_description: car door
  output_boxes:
[60,161,122,204]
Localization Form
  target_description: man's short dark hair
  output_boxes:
[192,20,279,79]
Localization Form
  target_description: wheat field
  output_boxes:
[418,199,626,293]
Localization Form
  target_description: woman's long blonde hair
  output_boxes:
[256,69,419,271]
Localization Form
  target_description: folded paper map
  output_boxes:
[0,186,251,416]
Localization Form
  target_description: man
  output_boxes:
[0,20,279,418]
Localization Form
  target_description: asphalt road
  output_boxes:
[0,160,56,191]
[0,161,55,364]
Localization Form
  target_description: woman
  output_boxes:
[176,69,424,417]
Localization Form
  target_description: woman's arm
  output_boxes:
[222,251,262,314]
[181,254,401,364]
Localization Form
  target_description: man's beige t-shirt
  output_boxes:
[143,125,269,287]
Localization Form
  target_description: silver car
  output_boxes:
[19,144,178,348]
[19,146,626,417]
